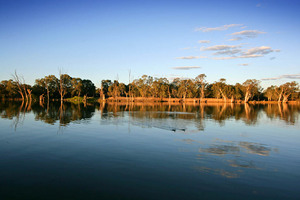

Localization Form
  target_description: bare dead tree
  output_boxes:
[58,69,67,103]
[12,71,25,101]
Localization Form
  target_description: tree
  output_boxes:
[195,74,207,99]
[71,78,83,97]
[108,80,121,98]
[233,83,243,100]
[211,79,233,101]
[279,82,299,103]
[101,80,112,98]
[264,86,276,101]
[134,75,153,98]
[242,79,261,103]
[82,79,96,97]
[35,75,58,102]
[151,78,169,98]
[12,71,25,101]
[58,73,72,103]
[1,80,17,98]
[177,79,197,100]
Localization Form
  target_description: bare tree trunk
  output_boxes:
[59,71,65,104]
[277,89,283,103]
[27,89,32,104]
[282,94,290,103]
[46,84,50,105]
[22,83,28,102]
[219,89,227,102]
[12,71,25,101]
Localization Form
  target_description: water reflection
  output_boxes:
[0,102,299,199]
[192,138,279,179]
[0,102,300,129]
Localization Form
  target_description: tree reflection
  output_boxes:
[264,103,300,124]
[0,102,299,129]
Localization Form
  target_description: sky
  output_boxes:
[0,0,300,89]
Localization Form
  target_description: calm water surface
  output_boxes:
[0,102,299,200]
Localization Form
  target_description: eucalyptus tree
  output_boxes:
[101,80,112,98]
[1,80,17,98]
[71,78,83,97]
[108,80,121,98]
[242,79,261,103]
[0,82,4,99]
[264,86,276,101]
[134,75,153,98]
[211,79,233,101]
[177,79,197,100]
[233,83,243,100]
[195,74,207,99]
[58,73,72,103]
[170,78,180,98]
[279,81,299,103]
[12,71,25,101]
[151,78,169,98]
[35,75,59,102]
[82,79,96,97]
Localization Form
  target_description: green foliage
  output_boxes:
[1,73,299,102]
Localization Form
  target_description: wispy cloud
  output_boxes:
[176,56,207,59]
[238,63,249,66]
[201,44,243,56]
[201,44,241,51]
[228,37,243,41]
[195,24,243,32]
[261,73,300,81]
[172,66,201,70]
[230,30,266,38]
[214,49,242,55]
[256,3,261,7]
[243,46,274,56]
[198,40,210,43]
[212,46,279,59]
[213,54,263,60]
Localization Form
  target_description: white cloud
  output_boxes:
[202,44,279,60]
[195,24,243,32]
[172,66,201,70]
[201,44,241,51]
[213,54,263,60]
[238,63,249,66]
[243,46,274,56]
[214,49,242,55]
[261,73,300,81]
[231,30,266,38]
[176,56,207,59]
[228,37,243,41]
[198,40,210,43]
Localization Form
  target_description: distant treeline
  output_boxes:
[0,72,299,103]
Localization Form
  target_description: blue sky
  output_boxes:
[0,0,299,88]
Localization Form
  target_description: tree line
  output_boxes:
[0,72,299,103]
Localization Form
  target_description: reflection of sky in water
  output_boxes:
[0,102,300,199]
